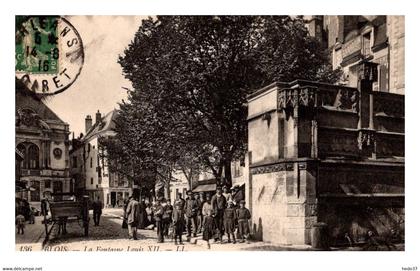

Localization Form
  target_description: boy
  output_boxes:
[153,198,165,243]
[202,194,215,249]
[223,201,237,243]
[172,202,184,245]
[16,213,25,235]
[236,200,251,243]
[162,199,173,238]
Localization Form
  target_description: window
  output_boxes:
[72,156,78,168]
[30,181,40,201]
[90,157,93,168]
[69,179,75,193]
[91,177,94,185]
[234,161,243,178]
[53,181,63,201]
[362,31,372,57]
[28,144,39,169]
[44,180,51,189]
[378,64,389,92]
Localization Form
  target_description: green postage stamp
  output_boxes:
[16,16,59,74]
[15,16,84,95]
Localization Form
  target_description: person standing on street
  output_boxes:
[185,190,199,238]
[236,200,251,243]
[153,198,165,243]
[145,202,153,227]
[202,194,215,249]
[126,196,140,240]
[195,192,204,233]
[16,213,25,235]
[92,196,103,226]
[162,199,173,238]
[223,201,237,243]
[122,198,129,229]
[172,202,184,245]
[211,186,227,243]
[138,199,147,229]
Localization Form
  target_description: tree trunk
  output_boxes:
[223,158,232,188]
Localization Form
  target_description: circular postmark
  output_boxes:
[15,16,84,95]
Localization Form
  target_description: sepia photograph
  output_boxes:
[13,15,405,254]
[2,0,420,267]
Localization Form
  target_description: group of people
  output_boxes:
[123,185,251,249]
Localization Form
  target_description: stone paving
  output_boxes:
[15,216,45,251]
[25,208,403,252]
[43,208,273,252]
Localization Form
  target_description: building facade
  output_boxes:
[246,63,404,245]
[15,80,72,208]
[306,15,405,95]
[70,110,132,206]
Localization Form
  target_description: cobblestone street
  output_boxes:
[43,208,276,252]
[15,209,404,252]
[15,216,45,251]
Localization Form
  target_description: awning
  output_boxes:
[192,183,217,193]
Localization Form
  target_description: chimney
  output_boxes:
[85,115,92,133]
[95,110,101,124]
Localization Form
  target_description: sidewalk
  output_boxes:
[15,216,46,251]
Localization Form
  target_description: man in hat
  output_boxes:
[236,200,251,243]
[175,192,185,210]
[172,202,185,245]
[152,197,165,243]
[92,196,103,226]
[211,186,227,242]
[126,195,140,240]
[184,190,199,238]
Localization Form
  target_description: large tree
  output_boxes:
[113,16,341,188]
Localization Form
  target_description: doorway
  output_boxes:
[110,192,116,207]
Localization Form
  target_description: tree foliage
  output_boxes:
[109,16,341,188]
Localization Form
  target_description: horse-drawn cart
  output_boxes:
[42,193,90,242]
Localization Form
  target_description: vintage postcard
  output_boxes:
[14,15,405,254]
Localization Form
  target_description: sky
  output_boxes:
[44,16,148,137]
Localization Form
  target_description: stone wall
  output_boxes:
[247,78,404,246]
[387,16,405,95]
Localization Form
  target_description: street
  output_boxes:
[42,208,278,252]
[15,208,404,252]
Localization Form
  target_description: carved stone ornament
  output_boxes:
[278,87,317,111]
[16,107,50,130]
[357,129,376,150]
[53,147,63,159]
[250,163,286,175]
